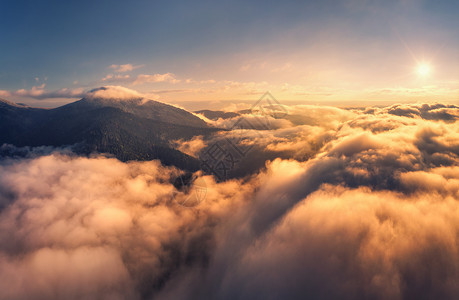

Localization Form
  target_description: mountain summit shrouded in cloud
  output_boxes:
[85,86,145,101]
[72,86,208,128]
[1,97,458,299]
[0,86,214,170]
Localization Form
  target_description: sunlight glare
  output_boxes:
[417,62,431,77]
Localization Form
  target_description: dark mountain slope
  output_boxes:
[0,99,48,143]
[0,93,217,171]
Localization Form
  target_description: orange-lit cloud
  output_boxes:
[0,103,458,299]
[109,64,145,73]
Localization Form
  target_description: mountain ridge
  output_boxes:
[0,89,217,170]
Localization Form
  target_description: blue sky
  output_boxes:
[0,0,458,107]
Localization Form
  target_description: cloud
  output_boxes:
[102,74,131,82]
[0,103,458,299]
[176,103,458,179]
[204,113,294,130]
[133,73,180,85]
[213,185,459,300]
[3,87,86,100]
[382,103,459,122]
[0,90,11,98]
[109,64,144,73]
[172,136,207,158]
[0,152,253,299]
[101,73,181,85]
[84,86,144,101]
[1,85,149,101]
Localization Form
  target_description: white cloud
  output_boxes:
[84,86,144,101]
[133,73,180,85]
[109,64,144,73]
[102,74,131,82]
[10,87,85,99]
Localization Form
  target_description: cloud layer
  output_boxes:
[0,103,458,299]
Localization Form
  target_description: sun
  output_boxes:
[416,62,431,77]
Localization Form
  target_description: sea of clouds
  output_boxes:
[0,103,458,300]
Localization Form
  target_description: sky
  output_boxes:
[0,0,458,108]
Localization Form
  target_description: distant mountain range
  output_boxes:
[194,110,240,120]
[0,87,217,171]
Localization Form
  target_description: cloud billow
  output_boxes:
[0,103,458,299]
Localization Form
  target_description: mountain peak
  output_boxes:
[63,86,209,128]
[84,86,145,103]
